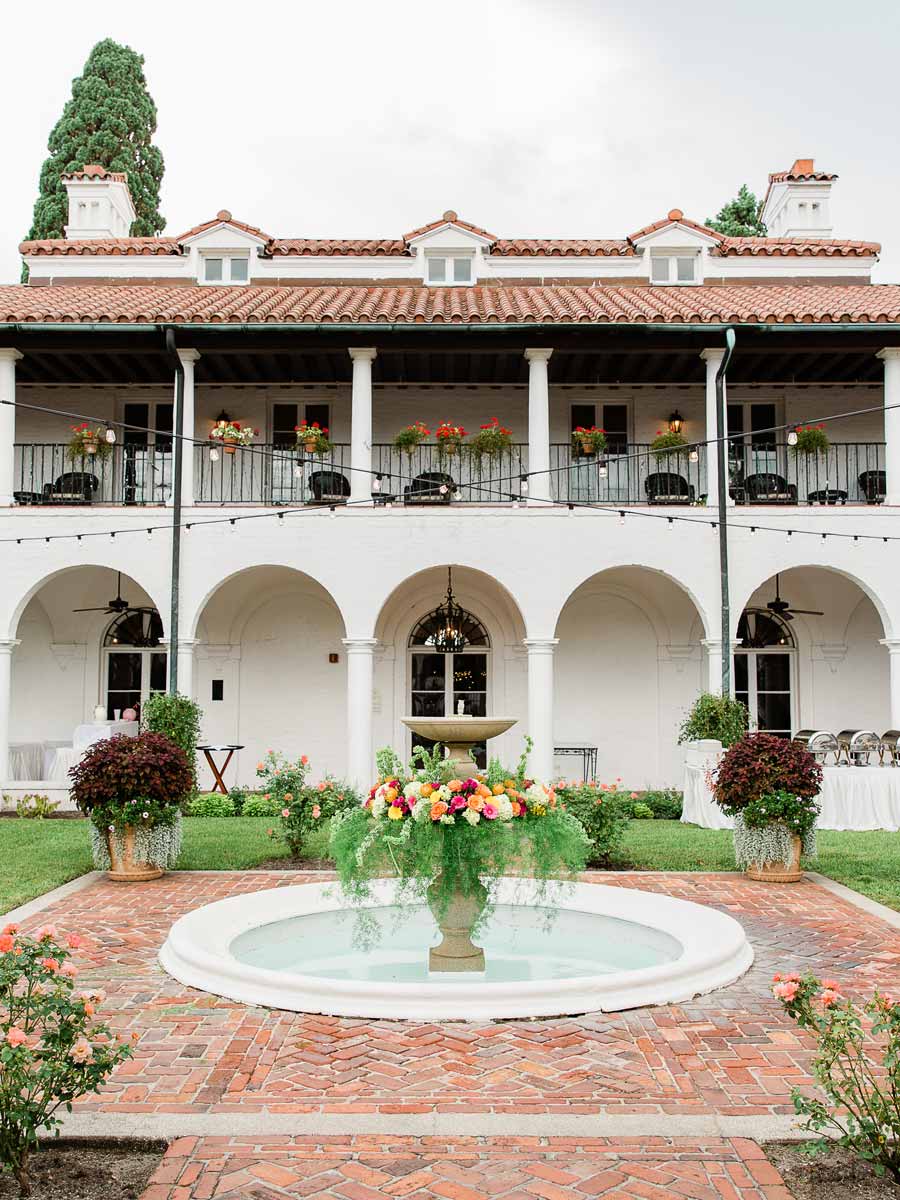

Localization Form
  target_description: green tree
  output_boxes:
[705,184,766,237]
[25,39,165,243]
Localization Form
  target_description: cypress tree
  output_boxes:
[25,38,165,242]
[705,185,767,237]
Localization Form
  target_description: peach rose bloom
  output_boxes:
[448,780,463,792]
[467,795,483,811]
[421,784,433,797]
[384,787,398,802]
[492,784,505,796]
[430,801,449,820]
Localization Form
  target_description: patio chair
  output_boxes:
[743,473,797,504]
[404,471,455,505]
[307,470,350,505]
[41,472,99,504]
[644,472,694,505]
[858,469,886,504]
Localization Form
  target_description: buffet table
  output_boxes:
[683,762,900,832]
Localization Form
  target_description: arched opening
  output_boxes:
[102,609,167,720]
[734,609,796,738]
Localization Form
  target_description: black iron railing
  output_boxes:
[728,442,886,504]
[13,443,172,505]
[194,442,351,505]
[550,443,707,504]
[372,443,527,503]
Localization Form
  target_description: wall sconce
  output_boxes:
[213,409,231,431]
[668,410,684,435]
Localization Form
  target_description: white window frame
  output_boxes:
[425,251,474,286]
[648,250,701,286]
[733,646,797,736]
[200,252,251,285]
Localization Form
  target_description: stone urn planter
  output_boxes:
[106,825,164,882]
[744,833,803,883]
[427,875,488,972]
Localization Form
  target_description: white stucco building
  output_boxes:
[2,157,900,799]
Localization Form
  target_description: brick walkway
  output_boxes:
[21,869,900,1196]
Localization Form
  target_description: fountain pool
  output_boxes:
[159,878,753,1020]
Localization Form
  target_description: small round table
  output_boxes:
[197,744,244,794]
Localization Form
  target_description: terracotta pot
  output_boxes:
[579,439,595,456]
[222,439,238,455]
[427,876,487,972]
[745,834,803,883]
[443,441,459,456]
[107,825,163,883]
[82,440,98,456]
[304,439,318,453]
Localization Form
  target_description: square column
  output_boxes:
[177,350,200,507]
[524,348,553,505]
[343,637,377,789]
[700,348,734,507]
[877,349,900,505]
[0,350,22,506]
[0,639,19,782]
[348,348,377,504]
[524,637,557,782]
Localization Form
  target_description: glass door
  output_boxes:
[734,650,794,738]
[105,649,167,720]
[409,650,489,768]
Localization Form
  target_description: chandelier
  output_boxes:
[432,567,467,654]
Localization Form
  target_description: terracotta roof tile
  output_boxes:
[269,239,408,257]
[403,212,497,241]
[490,239,634,256]
[628,213,723,241]
[717,237,879,258]
[61,164,128,183]
[19,237,181,257]
[2,283,899,326]
[177,212,271,242]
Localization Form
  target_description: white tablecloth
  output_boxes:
[43,746,80,782]
[72,720,138,752]
[683,763,900,832]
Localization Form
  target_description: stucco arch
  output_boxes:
[552,563,713,642]
[5,562,168,641]
[187,564,348,643]
[732,563,892,641]
[374,565,526,650]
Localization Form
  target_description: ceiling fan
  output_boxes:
[766,574,823,622]
[72,572,154,616]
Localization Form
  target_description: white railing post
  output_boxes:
[0,350,23,505]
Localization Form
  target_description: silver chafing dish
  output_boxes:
[836,729,881,766]
[880,730,900,765]
[792,730,840,764]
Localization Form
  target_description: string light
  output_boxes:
[787,429,799,447]
[209,446,220,462]
[104,427,116,444]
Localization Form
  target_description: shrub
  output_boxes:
[641,789,683,820]
[227,787,247,815]
[187,794,235,818]
[631,802,654,820]
[555,782,631,865]
[70,732,192,827]
[713,733,822,815]
[142,692,202,795]
[0,923,133,1195]
[14,794,59,820]
[772,972,900,1184]
[678,692,748,748]
[242,795,284,818]
[279,777,361,856]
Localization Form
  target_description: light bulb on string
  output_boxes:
[372,475,382,493]
[787,428,799,447]
[104,426,117,444]
[209,447,220,463]
[689,450,699,463]
[519,475,529,496]
[618,510,625,526]
[294,463,302,479]
[598,462,608,478]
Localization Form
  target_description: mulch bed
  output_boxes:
[0,1139,165,1200]
[765,1140,900,1197]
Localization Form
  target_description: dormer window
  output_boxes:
[649,251,699,285]
[202,254,250,284]
[426,253,473,285]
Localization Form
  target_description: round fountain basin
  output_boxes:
[160,879,753,1020]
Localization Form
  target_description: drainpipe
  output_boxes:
[716,328,736,695]
[164,329,184,695]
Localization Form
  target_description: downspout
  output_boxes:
[164,329,184,695]
[716,328,736,695]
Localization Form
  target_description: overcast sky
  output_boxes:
[2,0,898,284]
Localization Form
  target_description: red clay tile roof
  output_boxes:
[177,211,271,242]
[490,239,634,256]
[20,237,181,257]
[62,164,128,183]
[403,212,497,241]
[629,213,723,241]
[269,239,408,257]
[2,283,899,325]
[768,158,837,183]
[716,237,878,258]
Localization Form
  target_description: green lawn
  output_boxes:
[1,816,897,916]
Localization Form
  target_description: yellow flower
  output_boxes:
[387,806,403,820]
[492,784,505,796]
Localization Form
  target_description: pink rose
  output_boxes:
[0,934,14,954]
[40,957,60,974]
[312,805,321,819]
[66,934,84,949]
[60,962,78,978]
[773,981,799,1001]
[2,922,19,935]
[821,989,842,1008]
[69,1038,93,1064]
[317,781,326,792]
[281,808,290,819]
[35,924,58,941]
[301,755,309,765]
[482,802,498,820]
[5,1027,27,1047]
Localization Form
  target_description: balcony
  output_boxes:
[13,443,172,506]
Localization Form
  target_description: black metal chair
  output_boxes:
[743,473,797,504]
[644,472,694,505]
[41,472,99,504]
[307,470,350,505]
[858,470,886,504]
[404,471,455,505]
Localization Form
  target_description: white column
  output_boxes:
[348,348,377,504]
[177,638,197,701]
[343,637,377,789]
[700,348,734,507]
[177,350,200,508]
[0,640,19,782]
[701,638,740,697]
[524,638,557,781]
[878,349,900,505]
[880,639,900,728]
[0,350,22,506]
[524,348,552,505]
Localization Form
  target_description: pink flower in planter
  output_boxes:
[5,1027,28,1047]
[482,803,498,820]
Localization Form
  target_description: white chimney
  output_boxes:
[760,158,836,239]
[62,165,137,240]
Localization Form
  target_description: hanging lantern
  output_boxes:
[432,567,467,654]
[668,410,684,434]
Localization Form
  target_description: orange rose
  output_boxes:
[421,783,433,797]
[477,784,492,799]
[511,800,522,816]
[384,787,398,802]
[504,779,516,790]
[430,801,448,820]
[467,795,483,811]
[448,780,463,792]
[492,784,505,796]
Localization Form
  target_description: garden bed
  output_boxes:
[0,1139,165,1200]
[764,1139,900,1198]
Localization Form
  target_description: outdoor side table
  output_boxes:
[554,744,599,781]
[198,744,244,794]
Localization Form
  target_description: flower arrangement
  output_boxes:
[295,421,332,454]
[714,733,822,875]
[651,428,688,458]
[393,422,431,454]
[0,924,134,1195]
[435,421,467,456]
[790,424,830,456]
[209,420,258,449]
[67,423,112,461]
[572,426,607,456]
[772,972,900,1184]
[69,732,192,876]
[330,742,589,942]
[469,418,513,459]
[553,780,632,865]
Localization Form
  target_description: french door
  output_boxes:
[105,649,167,719]
[409,649,489,767]
[734,649,795,738]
